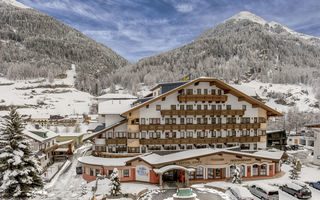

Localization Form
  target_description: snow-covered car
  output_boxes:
[230,186,254,200]
[309,181,320,190]
[248,183,279,200]
[279,182,312,199]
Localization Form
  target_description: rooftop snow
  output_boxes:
[97,93,137,99]
[78,156,133,167]
[98,99,136,115]
[23,124,59,142]
[228,11,267,25]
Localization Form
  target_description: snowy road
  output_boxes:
[44,147,89,200]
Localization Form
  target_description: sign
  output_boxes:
[230,159,252,162]
[176,160,201,165]
[135,165,149,182]
[211,158,224,161]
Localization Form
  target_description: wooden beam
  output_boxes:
[252,104,259,108]
[209,81,215,86]
[238,97,246,101]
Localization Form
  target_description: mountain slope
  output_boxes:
[0,0,129,95]
[112,11,320,105]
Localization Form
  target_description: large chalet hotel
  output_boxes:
[80,78,284,185]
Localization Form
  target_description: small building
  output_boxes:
[266,130,287,150]
[30,114,50,126]
[78,148,284,186]
[23,124,59,169]
[305,123,320,165]
[96,93,137,104]
[56,132,85,147]
[54,140,74,161]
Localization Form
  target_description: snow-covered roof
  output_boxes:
[58,132,85,137]
[54,148,69,152]
[153,165,195,174]
[98,99,136,115]
[78,156,133,167]
[88,123,101,131]
[57,139,73,146]
[230,186,254,198]
[31,114,50,119]
[252,150,284,160]
[129,149,284,165]
[97,93,137,100]
[22,124,59,143]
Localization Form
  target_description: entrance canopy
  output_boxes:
[153,165,195,174]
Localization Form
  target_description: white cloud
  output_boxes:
[175,3,193,13]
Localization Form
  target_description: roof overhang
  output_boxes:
[121,78,283,117]
[153,165,195,174]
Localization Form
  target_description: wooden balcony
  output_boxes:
[140,136,262,145]
[106,138,127,144]
[44,144,58,153]
[139,123,261,131]
[160,109,244,116]
[178,94,228,102]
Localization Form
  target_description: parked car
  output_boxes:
[76,162,82,174]
[230,186,254,200]
[309,181,320,190]
[279,182,312,199]
[248,183,279,200]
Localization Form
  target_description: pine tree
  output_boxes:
[289,158,300,180]
[109,168,121,196]
[0,109,43,199]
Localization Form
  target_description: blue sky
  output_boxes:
[18,0,320,62]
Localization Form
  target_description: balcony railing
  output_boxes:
[178,94,228,102]
[160,109,244,116]
[139,136,262,145]
[106,138,127,144]
[139,123,261,131]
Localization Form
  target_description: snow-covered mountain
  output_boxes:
[0,65,93,117]
[0,0,28,8]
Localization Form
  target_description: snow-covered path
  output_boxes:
[44,147,88,200]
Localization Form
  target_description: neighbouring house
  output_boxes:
[56,132,85,147]
[78,148,284,186]
[54,139,74,161]
[23,124,59,169]
[286,131,314,149]
[30,114,50,126]
[49,115,64,126]
[96,93,137,104]
[305,123,320,165]
[266,130,287,150]
[83,77,283,157]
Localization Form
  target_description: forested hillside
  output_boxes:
[111,12,320,102]
[0,1,129,95]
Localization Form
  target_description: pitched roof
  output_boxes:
[22,124,59,143]
[82,119,127,141]
[122,78,283,117]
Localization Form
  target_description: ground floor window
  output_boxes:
[108,170,113,176]
[189,171,195,180]
[123,169,130,177]
[230,165,236,177]
[90,168,94,176]
[208,168,214,179]
[252,164,258,176]
[216,168,221,179]
[240,165,245,177]
[196,167,204,179]
[261,164,267,176]
[95,169,100,176]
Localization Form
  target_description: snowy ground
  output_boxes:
[0,65,93,117]
[204,163,320,200]
[42,161,65,182]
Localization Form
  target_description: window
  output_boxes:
[96,169,100,176]
[186,118,193,124]
[212,131,216,137]
[254,117,257,123]
[171,105,176,110]
[196,167,204,179]
[203,118,208,124]
[180,105,185,110]
[226,105,231,110]
[208,168,214,179]
[165,118,176,125]
[212,105,216,110]
[186,105,193,110]
[90,168,94,176]
[189,171,195,180]
[149,118,160,124]
[186,131,193,138]
[197,89,201,94]
[218,118,222,124]
[204,89,208,94]
[155,105,161,111]
[242,105,246,110]
[180,118,185,124]
[141,118,145,125]
[109,170,113,176]
[197,118,201,124]
[186,89,193,95]
[218,105,222,110]
[197,105,201,110]
[211,89,216,95]
[141,132,146,139]
[212,118,216,124]
[216,168,221,179]
[218,90,222,95]
[204,105,208,110]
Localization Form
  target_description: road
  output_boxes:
[44,146,89,200]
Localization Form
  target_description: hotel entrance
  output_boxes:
[162,169,179,182]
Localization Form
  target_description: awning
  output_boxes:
[153,165,195,174]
